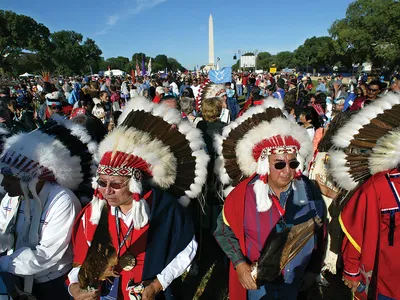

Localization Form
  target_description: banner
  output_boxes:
[141,56,146,77]
[240,56,255,68]
[147,58,152,76]
[208,67,232,84]
[135,59,141,77]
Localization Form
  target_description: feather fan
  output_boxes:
[253,217,322,286]
[78,205,118,291]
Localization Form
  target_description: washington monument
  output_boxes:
[208,14,215,70]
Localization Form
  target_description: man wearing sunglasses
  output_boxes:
[350,80,386,111]
[214,112,325,300]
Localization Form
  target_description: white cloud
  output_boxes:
[95,0,167,36]
[106,15,119,26]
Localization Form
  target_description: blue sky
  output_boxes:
[4,0,354,69]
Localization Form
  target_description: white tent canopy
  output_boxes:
[104,69,125,77]
[19,72,35,77]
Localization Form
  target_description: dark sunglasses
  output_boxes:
[97,178,129,189]
[274,160,300,170]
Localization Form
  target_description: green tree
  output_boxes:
[153,54,168,72]
[329,0,400,69]
[256,52,276,70]
[50,30,102,75]
[81,38,103,74]
[131,53,146,65]
[0,10,51,74]
[232,59,240,71]
[105,56,130,72]
[294,36,337,70]
[167,57,185,72]
[275,51,295,69]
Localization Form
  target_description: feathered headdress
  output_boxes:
[0,115,97,249]
[195,79,225,111]
[90,97,209,229]
[214,98,313,211]
[329,93,400,191]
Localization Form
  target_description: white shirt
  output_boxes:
[68,206,197,291]
[306,126,315,141]
[0,182,81,283]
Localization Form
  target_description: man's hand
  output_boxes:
[235,262,257,290]
[342,276,359,292]
[141,278,163,300]
[69,283,99,300]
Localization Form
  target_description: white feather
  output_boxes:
[333,93,400,148]
[328,150,358,190]
[253,180,272,212]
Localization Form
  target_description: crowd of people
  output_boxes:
[0,68,399,300]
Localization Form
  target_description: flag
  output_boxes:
[135,59,141,77]
[131,69,136,84]
[208,67,232,84]
[148,58,152,76]
[141,56,146,77]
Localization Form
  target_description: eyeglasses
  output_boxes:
[368,88,380,92]
[273,160,300,170]
[97,178,130,190]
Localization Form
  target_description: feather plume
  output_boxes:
[329,94,400,190]
[254,217,322,286]
[78,205,118,291]
[41,71,50,83]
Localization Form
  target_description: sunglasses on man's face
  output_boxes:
[97,178,129,190]
[368,88,380,92]
[273,160,300,170]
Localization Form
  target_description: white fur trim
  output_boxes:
[90,197,106,225]
[223,185,235,197]
[256,158,269,175]
[236,117,312,177]
[132,199,150,229]
[253,180,272,212]
[91,176,99,189]
[262,97,284,110]
[129,178,143,194]
[370,128,400,174]
[328,150,358,190]
[118,97,155,124]
[332,93,400,148]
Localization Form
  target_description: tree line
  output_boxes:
[0,10,185,76]
[233,0,400,73]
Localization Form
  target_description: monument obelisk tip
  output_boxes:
[208,14,215,69]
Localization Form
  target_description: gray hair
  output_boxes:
[179,97,195,115]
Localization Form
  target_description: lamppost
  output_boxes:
[254,49,259,71]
